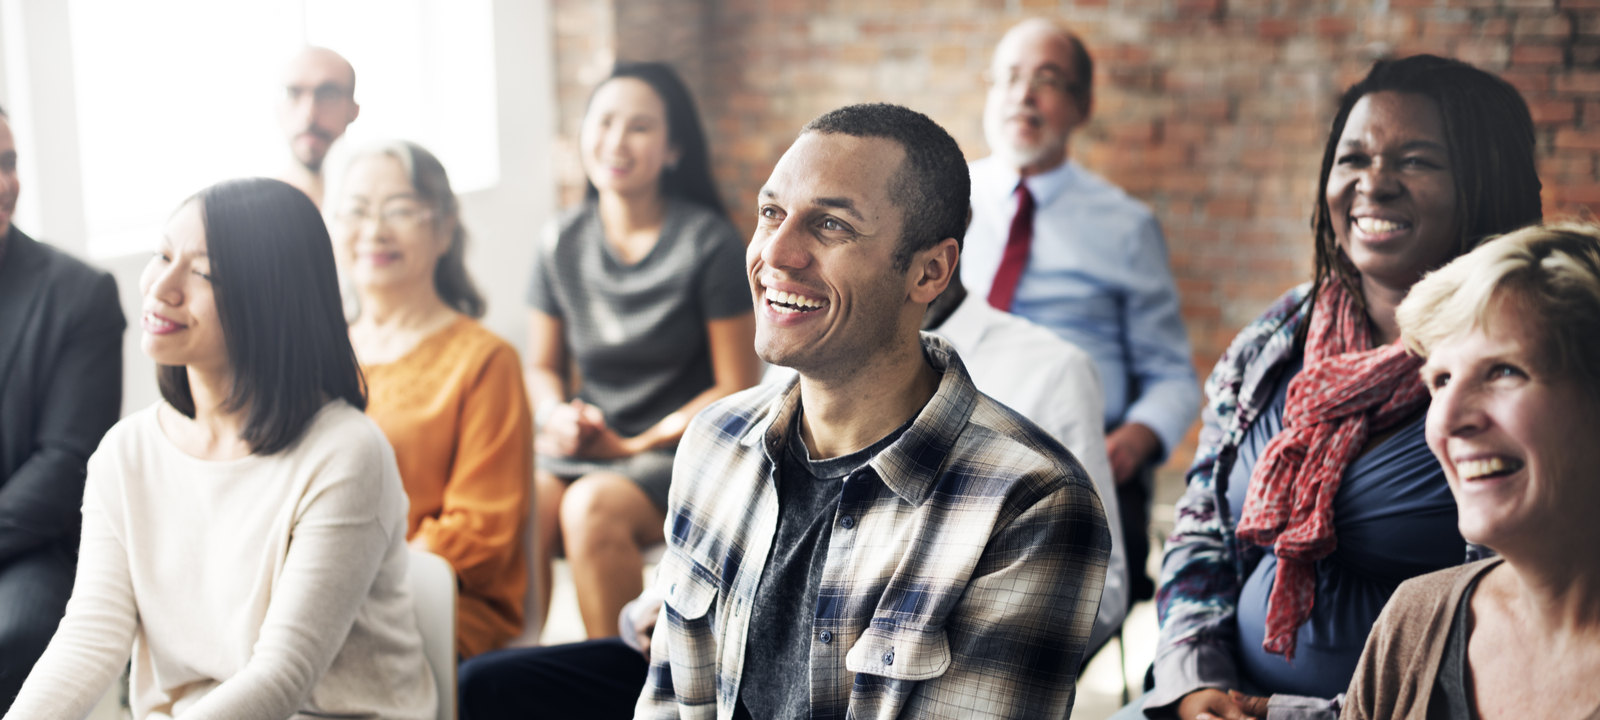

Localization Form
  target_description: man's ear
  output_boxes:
[908,237,960,305]
[348,101,362,125]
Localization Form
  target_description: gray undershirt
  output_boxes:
[733,413,910,720]
[1431,573,1483,720]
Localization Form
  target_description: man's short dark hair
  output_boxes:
[802,103,970,272]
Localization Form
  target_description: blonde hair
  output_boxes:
[1398,222,1600,395]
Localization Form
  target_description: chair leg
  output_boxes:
[1118,625,1130,706]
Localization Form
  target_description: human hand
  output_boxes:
[408,535,431,553]
[576,423,644,460]
[537,399,602,457]
[1177,688,1265,720]
[633,596,663,662]
[1107,422,1161,485]
[1229,691,1270,719]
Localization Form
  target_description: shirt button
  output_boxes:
[840,515,855,529]
[883,649,894,666]
[819,630,832,644]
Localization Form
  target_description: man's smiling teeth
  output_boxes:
[1457,456,1524,480]
[764,287,826,314]
[1354,217,1409,234]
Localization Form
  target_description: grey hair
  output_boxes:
[342,140,484,318]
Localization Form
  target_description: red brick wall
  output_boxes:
[551,0,1600,468]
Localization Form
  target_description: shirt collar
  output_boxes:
[930,295,989,358]
[739,333,980,507]
[983,156,1078,208]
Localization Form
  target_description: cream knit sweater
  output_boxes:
[5,401,435,720]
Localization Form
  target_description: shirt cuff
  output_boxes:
[1123,400,1194,464]
[1266,693,1341,720]
[1144,641,1240,716]
[618,587,664,654]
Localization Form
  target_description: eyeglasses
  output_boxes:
[284,83,353,107]
[983,67,1082,98]
[334,201,434,229]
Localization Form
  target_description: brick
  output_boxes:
[1530,99,1579,124]
[1555,128,1600,148]
[1512,44,1566,66]
[1557,71,1600,92]
[1315,17,1356,37]
[1206,199,1254,219]
[1504,70,1555,92]
[1257,18,1299,39]
[1512,12,1571,37]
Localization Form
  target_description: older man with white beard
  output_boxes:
[961,19,1199,611]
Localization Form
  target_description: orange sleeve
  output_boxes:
[415,343,533,598]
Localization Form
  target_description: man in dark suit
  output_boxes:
[0,105,124,711]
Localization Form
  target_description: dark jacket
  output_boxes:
[0,226,124,564]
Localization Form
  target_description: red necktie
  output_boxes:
[987,183,1035,312]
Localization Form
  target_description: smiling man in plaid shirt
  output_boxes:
[636,103,1111,720]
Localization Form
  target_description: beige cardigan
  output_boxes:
[1342,558,1600,720]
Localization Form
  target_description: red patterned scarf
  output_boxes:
[1236,280,1428,659]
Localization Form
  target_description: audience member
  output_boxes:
[637,103,1111,719]
[770,274,1132,649]
[333,141,533,658]
[458,275,1128,720]
[963,19,1199,605]
[0,106,123,713]
[1124,55,1543,720]
[1343,223,1600,719]
[277,46,361,208]
[5,178,434,719]
[526,61,760,638]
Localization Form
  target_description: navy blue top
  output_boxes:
[1226,356,1462,698]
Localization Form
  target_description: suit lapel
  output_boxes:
[0,227,52,390]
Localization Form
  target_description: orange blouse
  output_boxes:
[361,317,533,658]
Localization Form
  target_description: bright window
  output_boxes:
[67,0,498,258]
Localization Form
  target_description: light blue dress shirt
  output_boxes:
[961,156,1200,457]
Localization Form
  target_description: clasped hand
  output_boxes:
[1179,688,1271,720]
[537,399,640,460]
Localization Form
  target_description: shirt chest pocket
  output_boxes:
[844,622,951,682]
[660,549,719,623]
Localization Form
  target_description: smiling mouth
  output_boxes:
[764,287,828,315]
[1353,217,1411,235]
[1457,456,1524,481]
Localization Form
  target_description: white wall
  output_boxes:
[0,0,556,417]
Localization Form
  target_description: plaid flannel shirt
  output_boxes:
[636,334,1112,720]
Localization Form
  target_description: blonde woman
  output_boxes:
[1345,223,1600,719]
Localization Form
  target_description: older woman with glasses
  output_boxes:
[1343,223,1600,719]
[332,141,534,659]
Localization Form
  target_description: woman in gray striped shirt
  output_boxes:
[524,62,761,640]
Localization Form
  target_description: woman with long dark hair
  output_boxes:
[6,178,434,719]
[1113,55,1543,720]
[331,141,534,659]
[525,61,761,639]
